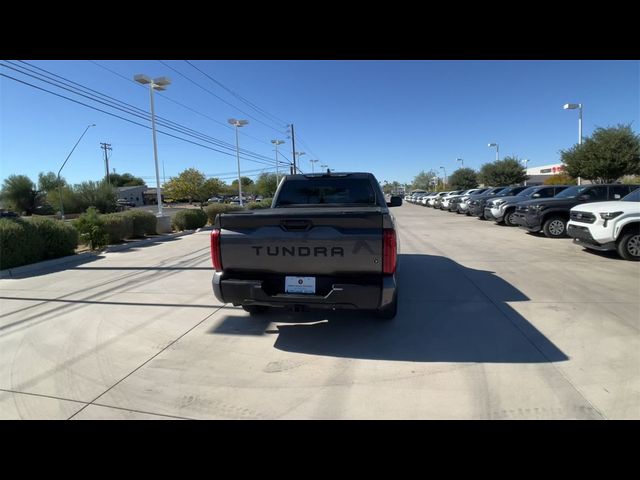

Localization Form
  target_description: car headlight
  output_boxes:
[493,200,505,207]
[531,204,546,211]
[599,211,623,220]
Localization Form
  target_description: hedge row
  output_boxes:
[172,209,207,231]
[73,209,157,249]
[0,217,78,270]
[246,198,273,210]
[204,204,244,224]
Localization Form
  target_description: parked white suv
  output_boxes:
[567,188,640,261]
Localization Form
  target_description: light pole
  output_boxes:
[488,143,499,161]
[57,123,95,220]
[563,103,583,185]
[134,73,171,220]
[440,166,447,189]
[457,158,464,168]
[271,139,285,184]
[523,158,530,186]
[309,159,319,173]
[228,118,249,206]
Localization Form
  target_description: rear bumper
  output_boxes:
[212,272,396,311]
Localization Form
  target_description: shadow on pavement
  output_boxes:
[211,254,568,363]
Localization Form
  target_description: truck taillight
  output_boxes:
[210,229,223,271]
[383,229,397,275]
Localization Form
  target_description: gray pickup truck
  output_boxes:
[210,172,402,319]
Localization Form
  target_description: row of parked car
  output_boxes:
[405,183,640,261]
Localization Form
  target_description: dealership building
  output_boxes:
[525,163,567,185]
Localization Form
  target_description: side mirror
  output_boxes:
[387,195,403,207]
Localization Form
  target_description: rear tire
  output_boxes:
[617,230,640,261]
[542,215,567,238]
[242,305,268,315]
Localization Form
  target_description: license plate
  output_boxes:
[285,276,316,294]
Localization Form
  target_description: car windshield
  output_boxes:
[554,185,589,198]
[275,178,377,207]
[517,187,538,197]
[622,188,640,202]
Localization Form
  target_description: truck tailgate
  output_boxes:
[218,207,383,275]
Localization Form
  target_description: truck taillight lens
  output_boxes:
[383,229,397,275]
[210,229,223,271]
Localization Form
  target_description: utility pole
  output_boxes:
[289,123,297,173]
[100,142,112,184]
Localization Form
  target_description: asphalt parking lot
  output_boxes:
[1,203,638,419]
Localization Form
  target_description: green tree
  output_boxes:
[38,171,66,193]
[411,170,438,191]
[0,175,41,215]
[108,172,145,187]
[73,181,118,213]
[199,178,227,202]
[163,168,207,204]
[231,176,255,195]
[543,173,577,185]
[255,173,278,197]
[561,124,640,183]
[478,157,528,186]
[448,168,478,190]
[382,181,402,194]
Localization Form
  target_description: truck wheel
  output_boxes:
[242,305,268,314]
[542,215,567,238]
[503,209,517,226]
[617,231,640,261]
[376,294,398,320]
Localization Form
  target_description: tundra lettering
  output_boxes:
[251,245,345,257]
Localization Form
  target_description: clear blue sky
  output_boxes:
[1,60,638,188]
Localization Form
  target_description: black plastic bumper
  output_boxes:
[212,272,396,311]
[512,212,542,232]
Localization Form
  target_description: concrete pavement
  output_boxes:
[0,203,638,419]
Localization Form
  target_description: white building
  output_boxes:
[525,163,566,186]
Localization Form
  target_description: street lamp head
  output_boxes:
[228,118,248,127]
[134,74,152,85]
[563,103,581,110]
[153,76,171,87]
[488,143,497,147]
[271,139,285,145]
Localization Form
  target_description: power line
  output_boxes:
[11,60,276,164]
[184,60,290,127]
[0,71,277,169]
[1,63,278,168]
[157,60,284,134]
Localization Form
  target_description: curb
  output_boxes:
[0,230,196,279]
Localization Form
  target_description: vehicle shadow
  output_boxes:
[211,254,568,363]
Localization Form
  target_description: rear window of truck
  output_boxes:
[275,178,377,207]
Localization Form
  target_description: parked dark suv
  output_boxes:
[485,185,569,226]
[512,184,640,238]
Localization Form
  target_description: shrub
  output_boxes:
[246,198,272,210]
[102,213,134,243]
[0,218,45,269]
[29,216,78,259]
[204,204,244,224]
[122,210,157,237]
[172,209,207,231]
[73,207,107,250]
